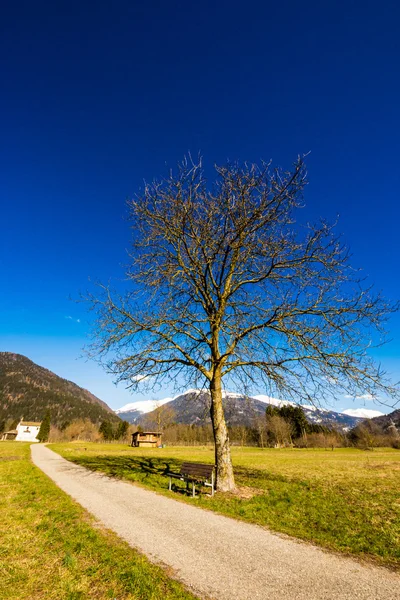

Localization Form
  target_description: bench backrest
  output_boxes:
[180,462,215,480]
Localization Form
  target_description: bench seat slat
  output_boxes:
[181,463,214,474]
[167,462,216,497]
[181,467,214,475]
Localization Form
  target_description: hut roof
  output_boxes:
[132,431,161,436]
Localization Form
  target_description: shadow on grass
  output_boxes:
[69,455,185,489]
[68,454,302,492]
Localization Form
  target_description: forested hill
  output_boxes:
[371,408,400,430]
[0,352,120,427]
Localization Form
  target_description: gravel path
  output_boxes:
[31,444,400,600]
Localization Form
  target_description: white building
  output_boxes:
[15,420,42,442]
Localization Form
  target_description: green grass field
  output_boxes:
[50,443,400,569]
[0,442,197,600]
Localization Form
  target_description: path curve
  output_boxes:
[31,444,400,600]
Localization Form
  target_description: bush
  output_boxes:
[63,419,101,442]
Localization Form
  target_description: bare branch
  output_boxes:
[85,155,400,491]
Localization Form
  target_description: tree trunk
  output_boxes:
[209,373,236,492]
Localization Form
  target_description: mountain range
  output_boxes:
[116,389,383,431]
[1,352,391,433]
[0,352,120,428]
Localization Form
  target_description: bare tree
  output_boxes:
[253,415,268,448]
[265,414,293,447]
[142,402,175,432]
[86,156,399,491]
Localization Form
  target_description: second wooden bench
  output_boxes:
[167,462,215,497]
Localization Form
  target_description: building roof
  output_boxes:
[20,421,42,427]
[3,429,18,434]
[132,431,162,436]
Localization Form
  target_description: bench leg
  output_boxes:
[169,477,172,491]
[192,482,196,497]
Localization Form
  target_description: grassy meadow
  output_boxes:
[50,443,400,569]
[0,441,197,600]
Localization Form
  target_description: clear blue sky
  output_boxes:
[1,0,399,412]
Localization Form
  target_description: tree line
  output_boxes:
[39,404,400,450]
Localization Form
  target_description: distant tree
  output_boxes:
[348,420,384,449]
[278,405,309,439]
[114,420,129,440]
[0,420,5,434]
[299,431,342,449]
[86,156,399,491]
[236,424,248,447]
[99,420,114,441]
[63,419,101,442]
[47,425,64,443]
[266,404,330,442]
[265,405,280,418]
[307,422,330,435]
[37,411,51,442]
[265,414,293,447]
[253,415,268,448]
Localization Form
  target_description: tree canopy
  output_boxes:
[37,410,51,442]
[87,156,399,490]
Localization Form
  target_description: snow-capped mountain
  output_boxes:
[341,408,385,419]
[115,389,384,430]
[116,396,173,422]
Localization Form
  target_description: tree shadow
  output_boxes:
[69,454,183,483]
[67,454,218,496]
[68,453,302,494]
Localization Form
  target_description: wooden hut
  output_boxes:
[131,431,162,448]
[1,429,18,441]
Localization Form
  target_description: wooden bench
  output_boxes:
[168,462,215,497]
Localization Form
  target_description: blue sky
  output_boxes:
[1,0,399,413]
